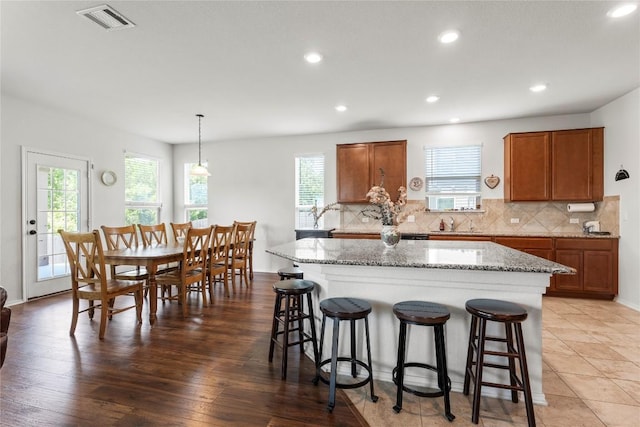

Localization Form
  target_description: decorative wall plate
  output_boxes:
[484,175,500,189]
[409,177,423,191]
[101,170,117,186]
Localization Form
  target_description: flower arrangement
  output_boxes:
[360,169,408,226]
[310,201,340,229]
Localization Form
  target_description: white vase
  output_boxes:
[380,225,400,248]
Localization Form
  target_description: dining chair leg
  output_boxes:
[70,297,79,336]
[135,289,143,323]
[99,297,109,340]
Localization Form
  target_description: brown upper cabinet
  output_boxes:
[503,127,603,202]
[337,140,407,203]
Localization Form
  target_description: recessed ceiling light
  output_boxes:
[530,83,547,93]
[449,117,460,123]
[304,52,323,64]
[426,95,440,103]
[438,30,459,44]
[607,4,637,18]
[335,105,347,112]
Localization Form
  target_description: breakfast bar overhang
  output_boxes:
[266,238,574,405]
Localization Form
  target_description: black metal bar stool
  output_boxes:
[463,298,536,427]
[277,266,304,280]
[313,297,378,412]
[268,279,319,380]
[392,301,455,421]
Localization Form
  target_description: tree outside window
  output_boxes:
[184,162,208,227]
[125,154,161,225]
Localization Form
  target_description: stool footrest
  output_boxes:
[316,357,373,390]
[392,362,451,398]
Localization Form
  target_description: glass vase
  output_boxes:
[380,225,400,248]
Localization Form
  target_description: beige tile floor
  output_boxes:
[344,297,640,426]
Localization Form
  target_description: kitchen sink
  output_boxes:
[587,231,611,236]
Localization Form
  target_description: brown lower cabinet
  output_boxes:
[332,233,618,300]
[494,236,617,299]
[554,238,618,299]
[429,234,492,241]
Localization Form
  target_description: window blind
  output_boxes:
[125,154,158,202]
[295,155,325,228]
[296,155,325,207]
[424,145,481,194]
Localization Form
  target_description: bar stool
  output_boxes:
[277,266,304,280]
[392,301,455,421]
[463,298,535,427]
[268,279,319,380]
[313,297,378,412]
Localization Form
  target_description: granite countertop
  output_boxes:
[266,238,575,274]
[331,229,618,239]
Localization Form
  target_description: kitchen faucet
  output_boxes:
[449,217,455,232]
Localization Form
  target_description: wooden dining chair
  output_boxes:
[100,225,149,294]
[138,223,169,246]
[234,220,257,280]
[137,223,175,299]
[59,230,143,340]
[208,224,234,297]
[229,222,253,289]
[170,221,192,243]
[154,226,212,317]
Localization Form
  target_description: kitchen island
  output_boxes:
[266,238,574,405]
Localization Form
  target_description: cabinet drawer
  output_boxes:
[556,238,614,251]
[494,237,553,249]
[429,235,492,241]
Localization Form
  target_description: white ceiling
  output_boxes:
[2,1,639,144]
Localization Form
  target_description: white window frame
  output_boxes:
[424,144,482,211]
[295,154,325,229]
[124,152,162,225]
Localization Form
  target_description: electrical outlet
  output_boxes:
[569,218,579,224]
[407,215,415,223]
[362,217,369,223]
[510,218,520,224]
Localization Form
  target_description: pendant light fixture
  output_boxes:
[190,113,211,176]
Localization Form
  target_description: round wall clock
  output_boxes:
[409,177,423,191]
[100,170,117,186]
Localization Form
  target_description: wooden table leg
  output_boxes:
[148,262,158,325]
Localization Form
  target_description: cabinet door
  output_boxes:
[370,141,407,198]
[337,143,371,203]
[504,132,550,201]
[583,250,613,293]
[554,250,583,291]
[551,129,602,201]
[337,140,407,203]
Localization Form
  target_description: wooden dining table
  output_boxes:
[103,242,184,325]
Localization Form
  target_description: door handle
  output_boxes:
[29,230,37,235]
[29,219,36,225]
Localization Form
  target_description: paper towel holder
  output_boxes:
[615,165,630,181]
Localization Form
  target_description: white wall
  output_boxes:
[173,113,593,275]
[0,94,174,304]
[591,88,640,310]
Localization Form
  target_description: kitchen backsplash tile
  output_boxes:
[337,196,619,235]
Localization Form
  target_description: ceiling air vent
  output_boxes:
[76,4,135,31]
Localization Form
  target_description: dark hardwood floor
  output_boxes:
[0,273,367,426]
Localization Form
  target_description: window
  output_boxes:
[184,162,208,227]
[124,153,161,225]
[424,145,481,211]
[295,154,325,228]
